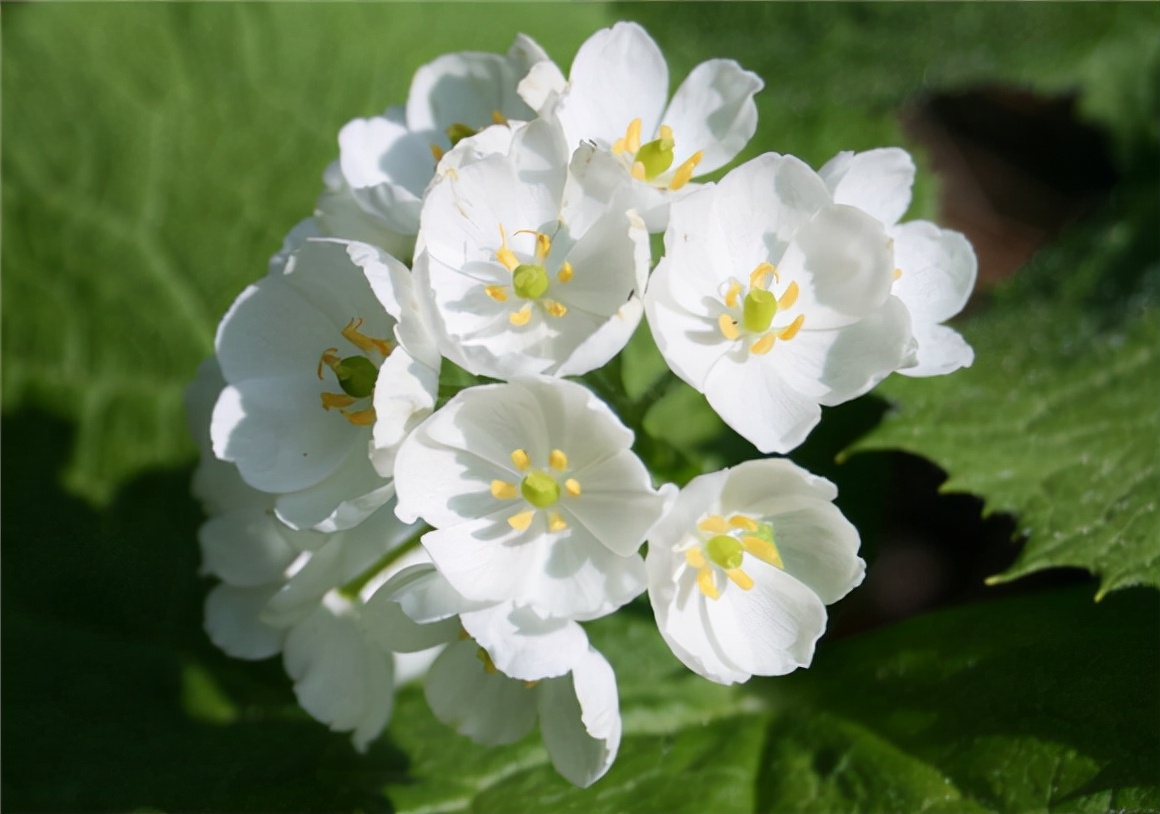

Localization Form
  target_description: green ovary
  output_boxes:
[520,471,560,508]
[513,264,550,299]
[334,355,379,399]
[446,122,476,146]
[706,535,744,570]
[742,288,777,333]
[635,135,675,180]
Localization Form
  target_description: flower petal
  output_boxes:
[890,220,977,325]
[900,321,974,378]
[204,583,285,660]
[661,59,763,174]
[199,508,299,586]
[703,352,823,454]
[538,646,621,787]
[461,603,590,681]
[425,638,539,745]
[819,147,916,227]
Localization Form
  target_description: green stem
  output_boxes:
[337,530,427,600]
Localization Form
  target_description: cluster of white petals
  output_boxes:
[190,20,975,788]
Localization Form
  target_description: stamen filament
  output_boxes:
[317,348,340,379]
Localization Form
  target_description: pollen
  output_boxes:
[564,478,582,497]
[485,285,508,302]
[557,261,574,283]
[718,313,740,341]
[510,449,531,471]
[549,449,568,470]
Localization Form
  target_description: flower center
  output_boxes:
[491,447,582,533]
[684,513,785,601]
[429,111,508,162]
[717,263,805,356]
[485,225,573,326]
[316,317,393,426]
[611,117,703,191]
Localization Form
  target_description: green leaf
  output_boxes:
[850,181,1160,597]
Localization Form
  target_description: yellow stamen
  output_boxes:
[893,267,903,280]
[485,285,508,302]
[742,535,784,569]
[510,449,531,471]
[749,262,777,290]
[522,680,539,689]
[544,300,568,318]
[697,515,730,534]
[778,281,799,311]
[341,407,376,426]
[668,150,703,191]
[320,392,357,410]
[630,161,647,181]
[509,305,532,326]
[724,281,743,309]
[697,567,720,600]
[718,313,740,341]
[729,515,759,532]
[725,568,755,591]
[778,314,805,341]
[496,225,519,272]
[549,449,568,470]
[508,510,535,531]
[547,511,568,532]
[535,232,551,262]
[625,118,642,154]
[564,478,582,497]
[685,547,708,569]
[317,348,340,379]
[750,333,776,355]
[491,110,507,125]
[342,318,393,356]
[491,480,518,500]
[430,143,444,162]
[557,261,574,283]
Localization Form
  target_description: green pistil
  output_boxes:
[742,288,777,333]
[446,122,477,147]
[706,535,744,570]
[512,264,550,299]
[334,355,379,399]
[635,135,675,180]
[521,471,560,508]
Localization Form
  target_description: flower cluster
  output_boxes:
[189,22,975,786]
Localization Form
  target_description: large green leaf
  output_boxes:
[850,180,1160,597]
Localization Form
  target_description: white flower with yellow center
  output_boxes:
[647,459,865,685]
[417,116,650,379]
[317,35,549,257]
[393,376,674,621]
[643,152,915,454]
[820,147,977,377]
[520,21,763,231]
[211,238,438,532]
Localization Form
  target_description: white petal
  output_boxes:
[406,51,535,135]
[369,349,440,477]
[819,147,916,226]
[518,59,567,113]
[283,594,395,751]
[361,577,462,654]
[802,295,914,405]
[554,22,668,149]
[274,448,394,532]
[204,583,284,660]
[703,559,828,677]
[538,646,621,787]
[461,604,589,681]
[765,504,865,605]
[643,259,730,390]
[425,639,538,745]
[198,509,298,586]
[564,449,669,557]
[703,353,823,455]
[381,563,492,624]
[338,116,432,198]
[890,220,977,324]
[650,560,750,684]
[899,321,974,378]
[315,175,417,257]
[418,508,545,605]
[661,59,763,174]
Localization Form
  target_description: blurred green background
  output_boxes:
[3,4,1157,812]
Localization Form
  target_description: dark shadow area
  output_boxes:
[1,410,408,813]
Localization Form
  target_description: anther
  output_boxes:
[778,281,799,311]
[547,512,567,532]
[718,313,740,341]
[725,568,755,591]
[742,535,784,569]
[557,261,574,283]
[508,510,535,531]
[749,263,778,289]
[342,318,393,357]
[668,150,703,191]
[630,161,647,181]
[778,314,805,341]
[750,333,776,355]
[549,449,568,470]
[697,568,720,600]
[496,225,519,272]
[544,300,568,318]
[893,267,903,281]
[509,305,532,326]
[321,392,357,410]
[724,281,743,309]
[564,478,581,497]
[697,515,730,534]
[729,515,760,532]
[485,285,508,302]
[430,144,444,162]
[341,407,376,426]
[491,110,507,125]
[510,449,531,471]
[491,480,518,500]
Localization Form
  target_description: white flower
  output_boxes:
[316,35,549,255]
[647,459,864,685]
[521,21,763,230]
[417,115,650,379]
[425,627,621,787]
[210,238,438,531]
[643,152,915,454]
[393,376,674,620]
[820,148,977,377]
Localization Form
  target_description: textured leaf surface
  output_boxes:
[851,185,1160,596]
